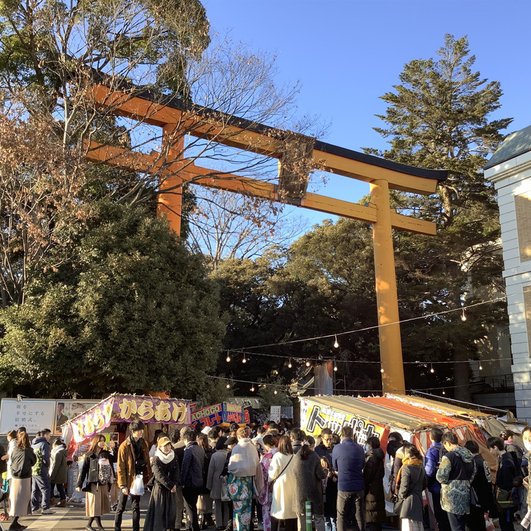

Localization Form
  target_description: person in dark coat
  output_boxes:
[363,437,385,531]
[464,440,492,531]
[395,445,426,531]
[321,455,338,531]
[385,432,404,497]
[332,426,366,531]
[180,429,206,531]
[290,428,305,455]
[143,436,180,531]
[50,438,68,507]
[487,437,518,531]
[315,429,334,462]
[425,428,450,531]
[9,431,36,531]
[291,437,327,531]
[76,434,114,531]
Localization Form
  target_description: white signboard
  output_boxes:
[269,406,281,423]
[0,399,57,435]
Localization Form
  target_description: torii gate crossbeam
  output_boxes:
[85,83,448,394]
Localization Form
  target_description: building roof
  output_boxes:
[484,125,531,169]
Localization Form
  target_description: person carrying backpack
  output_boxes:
[425,428,450,531]
[436,432,476,531]
[487,437,519,531]
[31,428,55,515]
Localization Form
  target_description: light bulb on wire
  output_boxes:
[274,389,278,395]
[380,367,384,374]
[430,364,435,374]
[242,354,247,364]
[226,383,230,389]
[479,363,483,370]
[226,354,231,363]
[250,386,255,392]
[288,358,292,369]
[461,309,467,322]
[333,363,338,372]
[306,360,311,367]
[333,335,339,349]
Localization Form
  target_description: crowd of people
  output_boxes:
[1,421,531,531]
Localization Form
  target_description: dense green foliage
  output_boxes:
[214,35,512,400]
[363,35,511,399]
[0,203,224,398]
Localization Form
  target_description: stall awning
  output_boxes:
[360,397,475,430]
[66,393,191,443]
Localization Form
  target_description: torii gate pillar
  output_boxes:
[371,180,405,393]
[156,125,184,234]
[84,83,447,396]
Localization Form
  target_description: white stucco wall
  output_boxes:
[486,150,531,421]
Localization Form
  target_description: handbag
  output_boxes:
[130,473,145,496]
[393,498,404,515]
[470,485,480,508]
[385,489,397,503]
[494,486,514,511]
[220,476,230,502]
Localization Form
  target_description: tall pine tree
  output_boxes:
[366,34,512,399]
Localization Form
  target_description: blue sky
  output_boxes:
[201,0,530,229]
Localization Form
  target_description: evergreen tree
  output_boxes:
[365,34,512,399]
[0,202,224,398]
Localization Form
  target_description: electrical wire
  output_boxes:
[223,296,506,352]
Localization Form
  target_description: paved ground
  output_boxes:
[0,495,152,531]
[0,503,524,531]
[1,504,133,530]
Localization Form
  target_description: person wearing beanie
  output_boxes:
[143,436,180,531]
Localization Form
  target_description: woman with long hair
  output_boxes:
[292,436,327,531]
[197,433,214,529]
[258,435,278,531]
[9,430,36,531]
[268,435,297,531]
[394,445,426,531]
[76,434,114,531]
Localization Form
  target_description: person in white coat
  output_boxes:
[268,435,297,531]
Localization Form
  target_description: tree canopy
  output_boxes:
[0,202,224,398]
[365,34,512,399]
[213,35,512,401]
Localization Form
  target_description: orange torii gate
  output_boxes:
[85,83,447,394]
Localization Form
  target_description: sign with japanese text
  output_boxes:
[191,403,246,428]
[300,399,386,445]
[70,394,191,443]
[0,399,57,435]
[270,406,281,423]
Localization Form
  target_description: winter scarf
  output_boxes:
[396,456,423,490]
[155,448,175,464]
